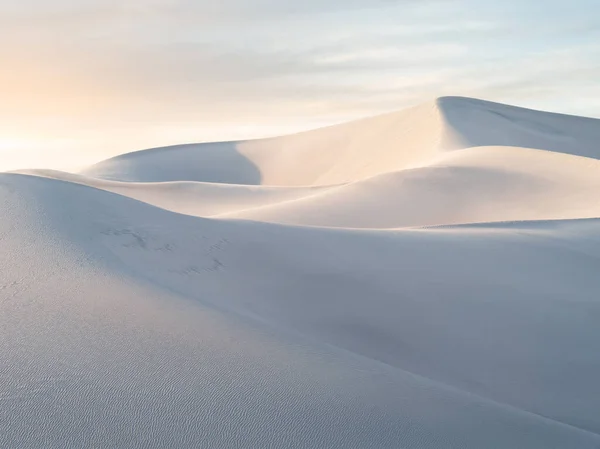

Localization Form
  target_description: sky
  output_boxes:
[1,0,599,171]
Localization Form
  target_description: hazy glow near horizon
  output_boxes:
[1,0,599,171]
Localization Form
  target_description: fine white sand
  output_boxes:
[2,96,600,448]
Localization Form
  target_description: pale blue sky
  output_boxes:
[0,0,598,170]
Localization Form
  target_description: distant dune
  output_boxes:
[2,97,600,448]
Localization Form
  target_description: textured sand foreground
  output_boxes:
[2,97,600,448]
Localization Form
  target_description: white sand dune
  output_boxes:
[223,146,600,228]
[2,96,600,448]
[13,168,331,217]
[84,97,600,186]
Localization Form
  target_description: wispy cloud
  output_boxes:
[0,0,598,170]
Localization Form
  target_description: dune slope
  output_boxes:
[2,96,600,448]
[83,97,600,186]
[223,146,600,228]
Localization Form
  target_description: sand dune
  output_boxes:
[223,146,600,228]
[2,97,600,448]
[14,168,331,217]
[84,97,600,186]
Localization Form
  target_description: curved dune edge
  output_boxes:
[220,146,600,228]
[13,168,335,217]
[17,144,600,229]
[82,96,600,186]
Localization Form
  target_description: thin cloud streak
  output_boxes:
[0,0,598,171]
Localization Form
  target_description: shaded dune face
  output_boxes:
[84,141,263,184]
[2,97,600,448]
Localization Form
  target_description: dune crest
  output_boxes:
[83,96,600,186]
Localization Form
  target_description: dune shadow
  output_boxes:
[86,141,262,185]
